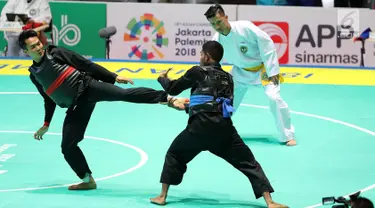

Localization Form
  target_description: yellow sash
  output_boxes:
[243,64,284,86]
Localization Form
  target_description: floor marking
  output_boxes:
[0,130,148,192]
[240,103,375,207]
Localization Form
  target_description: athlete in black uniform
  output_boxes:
[150,41,288,208]
[18,30,187,191]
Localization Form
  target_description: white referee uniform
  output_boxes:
[0,0,52,57]
[212,20,295,143]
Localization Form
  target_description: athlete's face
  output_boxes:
[24,36,45,62]
[207,12,229,35]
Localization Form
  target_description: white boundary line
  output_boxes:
[241,103,375,136]
[240,103,375,207]
[1,92,374,207]
[0,131,148,192]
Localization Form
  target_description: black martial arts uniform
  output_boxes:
[29,45,169,180]
[157,63,274,199]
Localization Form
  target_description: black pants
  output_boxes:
[160,124,274,199]
[61,77,168,179]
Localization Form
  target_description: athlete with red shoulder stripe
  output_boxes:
[18,29,189,191]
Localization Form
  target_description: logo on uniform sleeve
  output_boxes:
[29,9,38,16]
[240,45,248,54]
[253,22,289,64]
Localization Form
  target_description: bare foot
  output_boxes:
[262,192,288,208]
[286,139,296,146]
[150,196,166,206]
[68,176,96,190]
[68,182,96,190]
[268,202,289,208]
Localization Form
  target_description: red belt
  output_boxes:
[46,66,75,96]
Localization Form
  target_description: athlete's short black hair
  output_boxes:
[18,30,38,50]
[202,40,224,63]
[204,4,225,19]
[352,197,374,208]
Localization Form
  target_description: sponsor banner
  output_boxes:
[1,59,375,86]
[238,6,374,67]
[49,2,106,59]
[106,3,236,62]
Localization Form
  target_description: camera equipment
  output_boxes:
[322,191,361,208]
[98,26,117,59]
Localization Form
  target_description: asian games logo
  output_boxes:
[124,13,169,60]
[254,22,289,64]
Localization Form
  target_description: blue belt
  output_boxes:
[189,95,235,118]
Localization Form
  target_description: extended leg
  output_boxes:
[264,83,296,146]
[61,103,97,190]
[209,132,288,208]
[209,132,273,199]
[151,129,203,205]
[82,78,169,104]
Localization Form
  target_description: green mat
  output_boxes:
[0,76,374,208]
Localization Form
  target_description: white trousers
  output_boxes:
[233,80,295,142]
